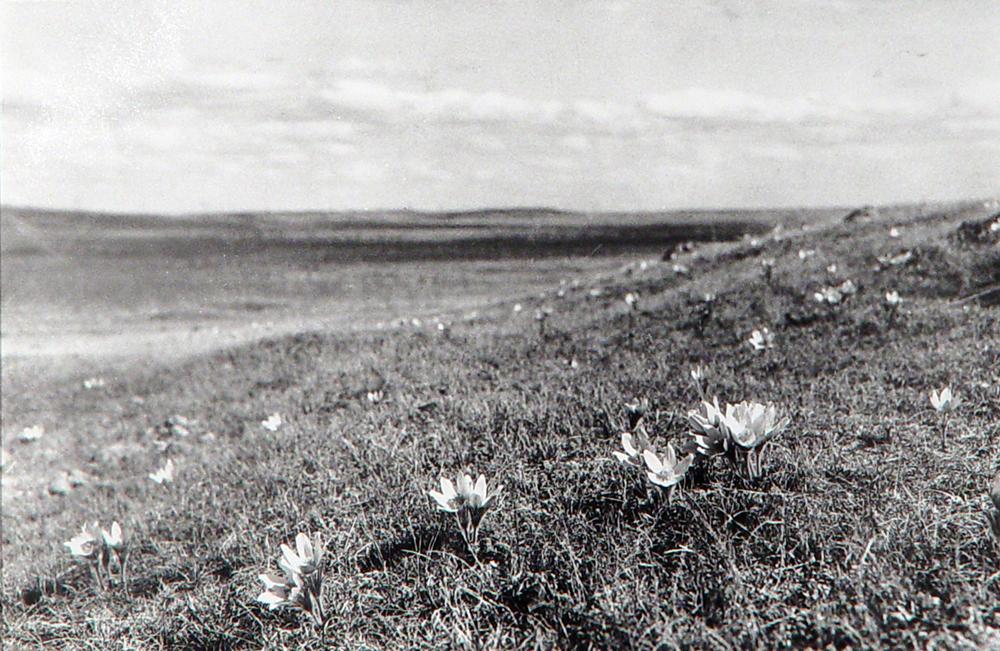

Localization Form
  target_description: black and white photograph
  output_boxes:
[2,1,999,648]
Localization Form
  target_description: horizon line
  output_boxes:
[3,196,995,220]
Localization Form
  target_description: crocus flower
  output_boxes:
[17,425,43,443]
[748,328,775,351]
[429,472,501,546]
[930,387,962,412]
[428,477,461,512]
[838,279,858,295]
[889,227,900,238]
[714,400,789,479]
[624,292,639,310]
[642,446,694,490]
[149,459,175,484]
[101,522,124,550]
[261,413,282,432]
[258,532,326,626]
[457,473,501,512]
[280,532,323,576]
[624,398,650,430]
[813,287,842,305]
[612,427,653,467]
[687,397,723,434]
[257,572,292,610]
[885,291,901,306]
[685,397,730,458]
[798,249,816,260]
[877,251,913,267]
[64,522,101,559]
[721,401,789,450]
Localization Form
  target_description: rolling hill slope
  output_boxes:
[2,200,999,649]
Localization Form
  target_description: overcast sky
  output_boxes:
[2,0,998,213]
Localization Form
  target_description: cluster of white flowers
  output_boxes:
[812,279,858,306]
[612,410,693,498]
[64,521,127,591]
[82,377,107,390]
[748,328,775,351]
[261,412,283,432]
[612,393,789,492]
[685,398,789,480]
[17,425,44,443]
[257,532,326,627]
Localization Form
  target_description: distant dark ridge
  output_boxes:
[431,207,569,219]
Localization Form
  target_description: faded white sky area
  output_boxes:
[2,0,998,213]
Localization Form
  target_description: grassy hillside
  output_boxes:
[2,201,999,649]
[1,205,785,374]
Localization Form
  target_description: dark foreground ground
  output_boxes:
[1,200,998,649]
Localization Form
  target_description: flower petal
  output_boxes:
[295,532,312,563]
[642,449,663,473]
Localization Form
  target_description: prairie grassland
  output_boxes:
[1,201,999,649]
[0,206,781,376]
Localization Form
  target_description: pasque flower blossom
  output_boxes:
[612,427,654,467]
[258,532,326,627]
[429,472,502,547]
[748,328,775,351]
[642,445,694,494]
[930,386,962,413]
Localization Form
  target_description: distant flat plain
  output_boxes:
[0,206,819,384]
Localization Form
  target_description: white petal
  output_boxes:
[642,449,663,473]
[428,490,456,511]
[663,444,677,467]
[457,473,474,497]
[257,590,286,609]
[280,544,303,572]
[621,432,638,456]
[259,573,286,589]
[439,477,456,499]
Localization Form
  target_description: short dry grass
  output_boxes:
[2,201,998,649]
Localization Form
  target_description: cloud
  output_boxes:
[317,78,996,141]
[320,79,565,125]
[645,88,846,124]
